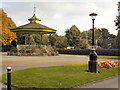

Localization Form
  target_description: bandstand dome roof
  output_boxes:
[10,13,56,34]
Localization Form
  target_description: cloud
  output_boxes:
[2,0,119,2]
[87,3,99,12]
[2,1,119,35]
[53,13,64,19]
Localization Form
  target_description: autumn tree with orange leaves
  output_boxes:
[0,8,16,46]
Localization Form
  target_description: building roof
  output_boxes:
[10,14,56,33]
[28,14,41,23]
[10,22,56,33]
[14,22,55,30]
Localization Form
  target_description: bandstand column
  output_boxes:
[25,32,27,45]
[16,33,19,45]
[16,32,21,50]
[41,33,43,44]
[49,33,52,45]
[28,32,30,45]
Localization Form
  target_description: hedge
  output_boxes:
[57,49,120,56]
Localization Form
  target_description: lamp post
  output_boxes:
[89,13,98,73]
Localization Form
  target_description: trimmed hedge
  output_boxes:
[96,49,119,56]
[57,49,120,56]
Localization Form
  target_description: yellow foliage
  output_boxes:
[0,8,16,45]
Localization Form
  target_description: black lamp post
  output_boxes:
[89,13,98,73]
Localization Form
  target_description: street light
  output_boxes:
[89,13,98,73]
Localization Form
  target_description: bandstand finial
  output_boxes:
[34,3,36,14]
[28,4,41,23]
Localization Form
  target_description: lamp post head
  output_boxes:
[89,13,98,20]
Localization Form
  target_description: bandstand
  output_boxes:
[10,7,57,56]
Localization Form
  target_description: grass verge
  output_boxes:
[97,55,120,60]
[2,64,119,88]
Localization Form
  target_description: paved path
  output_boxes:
[0,52,119,89]
[77,76,119,88]
[1,53,89,67]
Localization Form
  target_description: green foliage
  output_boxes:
[18,33,49,45]
[12,45,58,56]
[65,25,81,47]
[101,28,110,39]
[55,36,68,49]
[83,28,117,49]
[51,33,58,46]
[57,49,90,55]
[19,50,24,53]
[96,49,119,56]
[51,34,68,49]
[26,50,31,53]
[116,30,120,49]
[57,49,119,56]
[29,34,36,45]
[31,48,35,53]
[42,35,49,45]
[10,47,17,53]
[101,28,117,49]
[65,25,89,49]
[83,28,102,46]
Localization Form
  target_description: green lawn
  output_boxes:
[2,64,119,88]
[98,55,120,60]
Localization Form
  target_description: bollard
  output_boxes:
[7,67,11,90]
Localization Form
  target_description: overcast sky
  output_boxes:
[1,0,119,35]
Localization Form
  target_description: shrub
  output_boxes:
[19,50,24,53]
[96,49,119,56]
[57,49,119,56]
[7,45,59,56]
[10,47,17,53]
[31,49,35,53]
[26,50,31,53]
[57,49,90,55]
[2,45,13,52]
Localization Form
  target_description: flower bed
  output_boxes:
[8,50,59,56]
[98,60,119,69]
[7,45,59,56]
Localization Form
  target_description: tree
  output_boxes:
[65,25,89,49]
[101,28,117,49]
[65,25,81,47]
[101,28,110,39]
[83,28,102,47]
[115,2,120,49]
[55,36,68,49]
[51,34,58,47]
[23,33,49,45]
[1,8,16,46]
[51,34,68,49]
[115,2,120,31]
[116,30,120,49]
[82,28,117,49]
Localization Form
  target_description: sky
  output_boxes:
[1,0,119,36]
